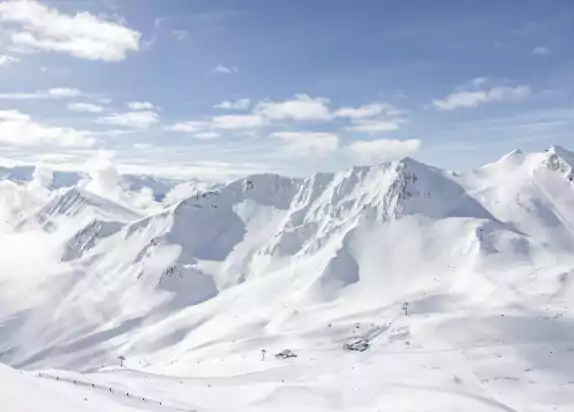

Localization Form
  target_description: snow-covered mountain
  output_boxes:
[1,146,574,411]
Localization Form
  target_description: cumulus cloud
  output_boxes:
[335,102,405,133]
[126,101,155,110]
[334,102,395,120]
[0,0,141,62]
[0,54,19,66]
[48,88,83,98]
[214,98,250,110]
[255,94,331,121]
[67,102,104,113]
[346,119,401,133]
[0,179,45,231]
[27,163,54,195]
[97,111,159,129]
[432,85,531,110]
[348,138,421,164]
[0,109,94,147]
[168,95,408,140]
[81,150,122,198]
[80,150,155,210]
[0,88,85,100]
[165,121,209,133]
[273,131,340,156]
[211,114,267,130]
[164,121,220,138]
[213,64,238,74]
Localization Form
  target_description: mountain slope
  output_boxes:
[0,363,146,411]
[1,146,574,411]
[18,187,141,233]
[458,145,574,250]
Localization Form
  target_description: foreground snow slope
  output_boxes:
[0,363,147,411]
[1,145,574,411]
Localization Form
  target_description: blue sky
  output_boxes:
[0,0,573,179]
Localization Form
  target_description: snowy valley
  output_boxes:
[1,146,574,411]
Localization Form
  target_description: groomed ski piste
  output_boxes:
[1,146,574,411]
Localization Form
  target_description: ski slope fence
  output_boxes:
[36,371,195,412]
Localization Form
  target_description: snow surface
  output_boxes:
[2,146,574,411]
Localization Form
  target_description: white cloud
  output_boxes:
[193,132,220,139]
[27,163,53,194]
[47,87,83,98]
[335,102,405,134]
[67,102,105,113]
[346,119,402,133]
[348,138,421,164]
[0,0,141,62]
[213,64,238,74]
[0,88,84,100]
[0,54,19,66]
[166,121,209,133]
[255,94,331,121]
[97,111,159,129]
[167,96,407,140]
[167,113,265,134]
[432,85,531,110]
[487,86,531,101]
[433,91,487,110]
[80,150,121,198]
[532,46,549,56]
[0,109,94,147]
[172,29,189,41]
[0,92,42,100]
[334,102,396,120]
[214,98,250,110]
[126,101,155,110]
[211,114,266,130]
[79,150,155,210]
[273,131,340,156]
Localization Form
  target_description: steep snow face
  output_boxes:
[1,147,574,412]
[19,187,141,233]
[264,159,492,261]
[63,220,125,261]
[110,161,497,302]
[459,145,574,250]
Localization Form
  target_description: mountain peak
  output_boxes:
[499,147,525,162]
[33,186,141,229]
[547,144,574,161]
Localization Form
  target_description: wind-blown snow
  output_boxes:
[2,146,574,411]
